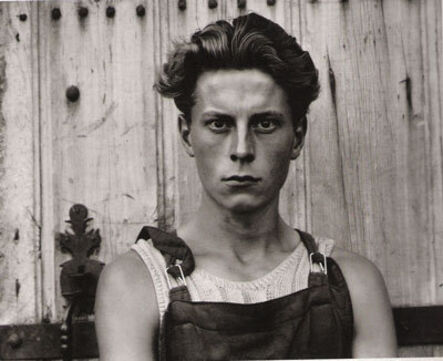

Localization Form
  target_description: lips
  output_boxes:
[222,175,261,186]
[224,175,261,182]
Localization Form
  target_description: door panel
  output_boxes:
[0,0,442,358]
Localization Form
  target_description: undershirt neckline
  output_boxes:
[191,240,306,289]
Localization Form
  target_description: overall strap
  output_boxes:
[136,226,194,301]
[296,229,329,287]
[136,226,195,277]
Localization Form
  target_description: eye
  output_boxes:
[207,118,231,132]
[252,118,279,133]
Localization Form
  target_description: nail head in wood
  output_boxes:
[178,0,186,10]
[106,6,116,18]
[51,8,62,20]
[208,0,218,9]
[136,5,146,17]
[238,0,246,9]
[267,0,276,5]
[78,7,89,18]
[18,14,27,21]
[66,86,80,103]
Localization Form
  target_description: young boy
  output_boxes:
[95,13,397,360]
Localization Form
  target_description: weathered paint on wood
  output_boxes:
[37,0,160,320]
[0,0,441,358]
[0,2,41,324]
[298,1,442,355]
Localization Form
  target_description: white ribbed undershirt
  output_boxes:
[130,235,334,323]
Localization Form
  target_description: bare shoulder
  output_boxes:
[96,250,157,307]
[330,245,397,357]
[329,245,390,319]
[104,249,152,281]
[95,250,159,360]
[330,246,385,286]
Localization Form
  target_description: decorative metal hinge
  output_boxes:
[58,204,104,315]
[0,204,104,360]
[57,204,104,360]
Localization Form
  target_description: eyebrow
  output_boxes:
[250,111,285,119]
[201,111,285,119]
[201,111,232,118]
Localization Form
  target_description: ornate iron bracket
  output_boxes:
[57,204,104,360]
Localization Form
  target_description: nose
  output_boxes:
[230,124,255,162]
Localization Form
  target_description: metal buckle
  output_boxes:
[165,263,187,289]
[309,252,328,275]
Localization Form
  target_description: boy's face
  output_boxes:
[181,68,303,214]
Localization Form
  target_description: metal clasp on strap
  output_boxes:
[165,263,187,289]
[309,252,328,275]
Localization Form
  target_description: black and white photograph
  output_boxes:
[0,0,442,360]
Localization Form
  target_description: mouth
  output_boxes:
[222,175,261,186]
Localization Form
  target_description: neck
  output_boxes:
[179,191,297,262]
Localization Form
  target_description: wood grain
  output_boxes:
[37,0,160,321]
[0,2,41,324]
[299,0,443,356]
[0,0,441,358]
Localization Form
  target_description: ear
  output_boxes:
[178,114,194,157]
[290,124,306,160]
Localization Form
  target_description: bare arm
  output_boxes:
[332,247,397,357]
[94,250,159,361]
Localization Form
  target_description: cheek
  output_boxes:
[265,135,294,163]
[192,139,225,179]
[270,154,292,180]
[193,149,213,178]
[261,139,294,182]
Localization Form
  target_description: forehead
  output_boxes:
[193,69,289,115]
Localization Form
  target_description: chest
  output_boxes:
[192,251,295,282]
[183,247,309,304]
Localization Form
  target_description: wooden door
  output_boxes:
[0,0,442,358]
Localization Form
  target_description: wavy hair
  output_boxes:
[154,13,319,134]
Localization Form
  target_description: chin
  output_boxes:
[220,195,268,214]
[229,203,258,214]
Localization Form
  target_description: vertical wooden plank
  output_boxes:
[420,0,443,303]
[421,0,443,357]
[300,0,369,252]
[0,2,41,324]
[38,0,159,321]
[38,0,57,322]
[155,0,181,231]
[333,0,400,268]
[296,0,352,247]
[379,3,443,356]
[379,0,431,313]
